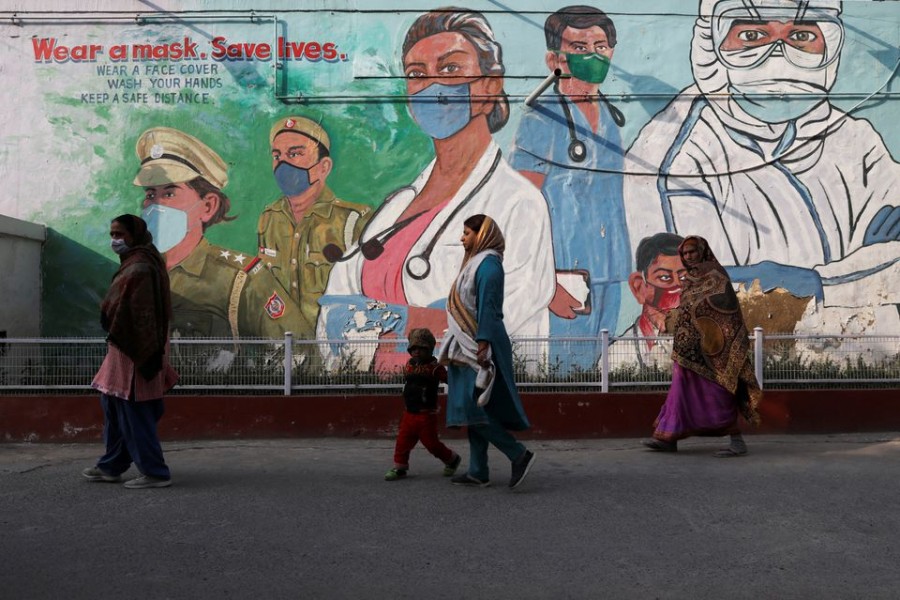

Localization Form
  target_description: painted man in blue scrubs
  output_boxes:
[509,5,629,369]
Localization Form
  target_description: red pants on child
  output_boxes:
[393,411,455,469]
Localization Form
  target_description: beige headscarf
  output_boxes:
[448,216,505,338]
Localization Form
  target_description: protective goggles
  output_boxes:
[711,0,844,70]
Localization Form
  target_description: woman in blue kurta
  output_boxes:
[438,214,536,489]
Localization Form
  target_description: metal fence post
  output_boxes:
[283,331,293,396]
[753,326,764,390]
[600,329,609,394]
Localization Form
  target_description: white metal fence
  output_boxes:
[0,329,897,395]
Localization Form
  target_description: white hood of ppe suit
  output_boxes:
[692,0,843,148]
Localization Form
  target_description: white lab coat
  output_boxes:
[321,141,555,338]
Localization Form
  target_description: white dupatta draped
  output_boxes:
[438,249,500,407]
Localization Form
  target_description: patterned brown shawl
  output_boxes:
[100,217,172,377]
[670,236,761,425]
[447,216,505,339]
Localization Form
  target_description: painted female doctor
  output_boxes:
[318,8,555,370]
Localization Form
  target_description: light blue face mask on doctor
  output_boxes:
[407,80,479,140]
[142,204,189,253]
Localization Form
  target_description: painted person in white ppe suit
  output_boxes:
[624,0,900,334]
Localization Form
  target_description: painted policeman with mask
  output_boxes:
[136,127,310,340]
[509,5,629,369]
[623,0,900,331]
[257,116,371,336]
[318,8,554,372]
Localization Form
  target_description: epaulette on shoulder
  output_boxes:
[210,245,261,273]
[333,198,372,215]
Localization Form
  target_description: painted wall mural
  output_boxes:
[624,0,900,342]
[0,0,897,371]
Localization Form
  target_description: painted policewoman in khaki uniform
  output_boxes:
[134,127,311,339]
[257,116,371,337]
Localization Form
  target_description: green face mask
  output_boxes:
[563,52,611,84]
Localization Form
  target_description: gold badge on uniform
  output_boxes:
[265,292,286,319]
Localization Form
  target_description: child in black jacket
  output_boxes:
[385,328,461,481]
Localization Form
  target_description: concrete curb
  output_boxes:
[2,389,897,442]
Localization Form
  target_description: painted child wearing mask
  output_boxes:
[609,233,686,370]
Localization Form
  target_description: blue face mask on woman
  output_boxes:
[142,204,189,253]
[408,80,478,140]
[273,161,320,197]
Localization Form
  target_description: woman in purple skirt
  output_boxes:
[643,236,761,457]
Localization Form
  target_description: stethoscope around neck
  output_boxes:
[556,82,626,162]
[525,68,625,163]
[322,147,503,280]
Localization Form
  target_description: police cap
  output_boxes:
[133,127,228,189]
[269,116,331,152]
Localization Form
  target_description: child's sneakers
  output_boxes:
[442,454,462,477]
[384,468,408,481]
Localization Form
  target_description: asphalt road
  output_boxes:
[2,434,899,599]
